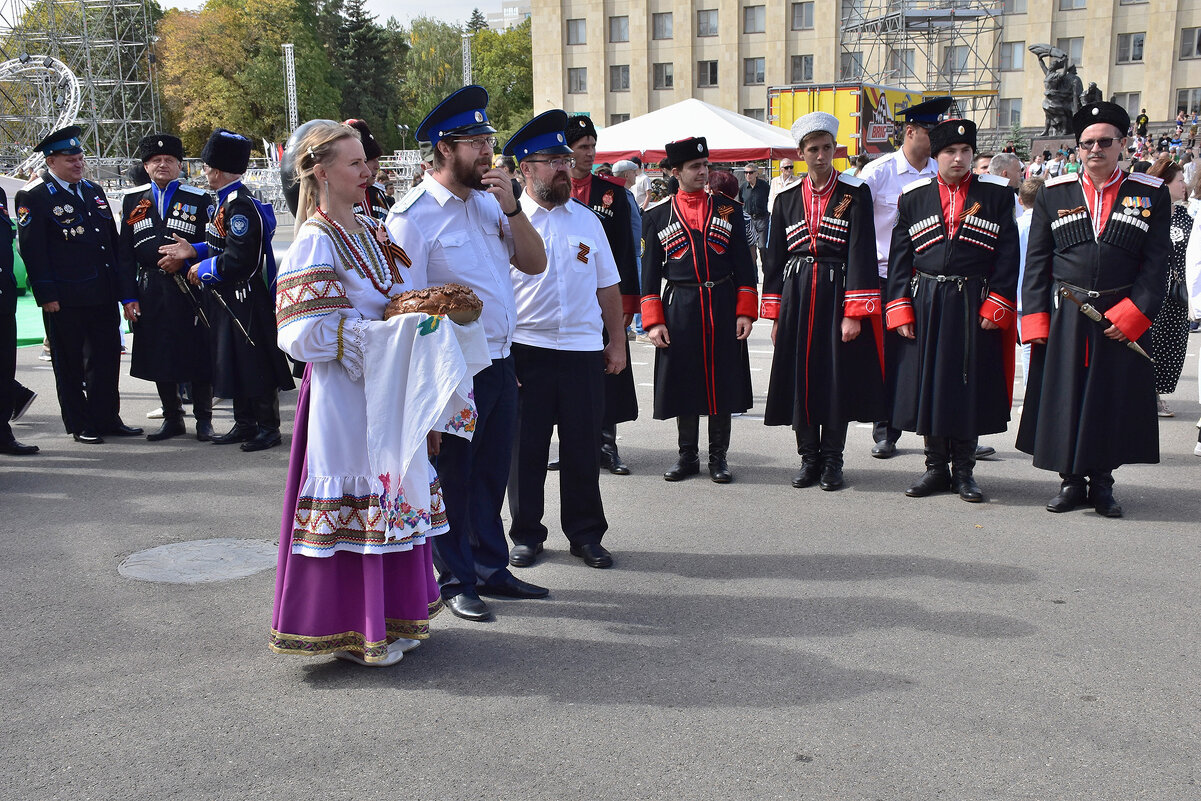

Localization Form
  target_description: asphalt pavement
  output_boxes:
[2,322,1198,800]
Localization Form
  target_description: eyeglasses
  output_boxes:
[453,135,498,151]
[781,165,793,170]
[1079,137,1117,151]
[526,157,576,169]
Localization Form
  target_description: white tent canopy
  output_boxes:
[594,98,799,164]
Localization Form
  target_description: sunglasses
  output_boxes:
[781,165,793,170]
[1079,138,1118,151]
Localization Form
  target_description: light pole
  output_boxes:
[397,124,410,150]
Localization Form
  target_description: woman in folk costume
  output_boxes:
[761,112,885,491]
[270,121,480,667]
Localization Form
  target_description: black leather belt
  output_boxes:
[668,275,733,289]
[1057,280,1133,298]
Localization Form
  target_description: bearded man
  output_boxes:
[385,85,549,622]
[502,110,626,571]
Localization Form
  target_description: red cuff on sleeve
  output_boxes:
[1106,297,1153,342]
[622,294,640,316]
[736,287,759,320]
[640,294,665,328]
[1021,311,1050,342]
[759,293,781,320]
[979,292,1016,329]
[843,289,881,319]
[884,298,915,330]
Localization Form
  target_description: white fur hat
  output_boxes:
[790,112,839,145]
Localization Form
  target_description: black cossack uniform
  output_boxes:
[353,183,394,222]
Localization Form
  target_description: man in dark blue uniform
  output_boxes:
[16,126,142,444]
[118,133,216,442]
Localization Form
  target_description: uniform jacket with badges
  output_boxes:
[16,172,120,307]
[1015,169,1170,473]
[884,173,1019,438]
[195,182,293,397]
[353,182,394,222]
[0,188,16,315]
[761,171,885,428]
[640,191,759,419]
[118,181,214,383]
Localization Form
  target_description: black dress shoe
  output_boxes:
[211,424,257,445]
[73,431,104,444]
[952,474,984,503]
[871,440,897,459]
[1046,483,1087,513]
[508,542,543,568]
[547,459,560,471]
[445,593,492,621]
[905,468,951,497]
[1089,489,1124,518]
[601,448,631,475]
[195,420,215,442]
[10,387,35,422]
[663,457,700,481]
[975,444,997,459]
[478,572,550,599]
[146,419,186,442]
[792,462,821,488]
[0,439,39,455]
[570,542,613,568]
[709,458,732,484]
[107,423,144,437]
[819,464,844,491]
[241,428,282,452]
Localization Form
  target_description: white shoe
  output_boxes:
[38,347,52,361]
[146,407,165,419]
[1156,396,1174,418]
[333,641,405,667]
[394,637,422,653]
[1194,442,1201,457]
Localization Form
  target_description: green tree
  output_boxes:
[467,8,488,33]
[398,16,463,136]
[471,17,533,142]
[1003,121,1031,162]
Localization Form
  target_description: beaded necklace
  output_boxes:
[315,208,401,297]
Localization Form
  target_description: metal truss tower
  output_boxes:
[840,0,1003,124]
[0,0,160,168]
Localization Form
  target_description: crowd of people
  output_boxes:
[2,88,1199,667]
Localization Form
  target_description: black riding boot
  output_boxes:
[906,436,951,497]
[600,424,630,475]
[1088,471,1123,517]
[664,415,700,481]
[708,414,732,483]
[950,437,983,502]
[818,423,847,491]
[1046,473,1087,513]
[791,425,821,488]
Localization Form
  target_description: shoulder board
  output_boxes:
[1126,171,1164,188]
[645,196,672,212]
[901,176,932,194]
[836,172,865,188]
[778,179,803,195]
[176,183,206,195]
[394,185,425,214]
[127,183,151,194]
[977,174,1009,188]
[81,179,96,190]
[225,189,240,202]
[594,173,625,190]
[1045,173,1078,187]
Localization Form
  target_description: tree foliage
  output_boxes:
[467,8,488,33]
[471,18,533,142]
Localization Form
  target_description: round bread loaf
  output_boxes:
[385,283,483,324]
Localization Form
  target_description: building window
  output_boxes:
[743,108,765,122]
[609,65,629,92]
[998,98,1022,127]
[791,54,814,83]
[1117,33,1145,64]
[567,68,586,94]
[840,51,863,80]
[1000,41,1024,71]
[1178,89,1201,114]
[887,48,914,80]
[744,6,765,34]
[698,60,719,88]
[1181,28,1201,59]
[1112,91,1140,118]
[566,19,585,45]
[1119,0,1147,4]
[944,45,968,72]
[1058,0,1084,8]
[1002,0,1026,11]
[744,57,765,85]
[791,2,814,30]
[697,9,718,37]
[610,113,630,126]
[653,62,674,90]
[609,16,629,43]
[652,12,672,40]
[1056,37,1083,68]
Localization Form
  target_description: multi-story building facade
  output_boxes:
[532,0,1201,130]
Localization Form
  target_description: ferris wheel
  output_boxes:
[0,54,81,177]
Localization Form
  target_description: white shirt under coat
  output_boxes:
[386,173,518,359]
[512,194,619,352]
[857,148,938,277]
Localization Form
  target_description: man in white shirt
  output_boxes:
[856,95,950,459]
[502,110,627,571]
[766,157,799,214]
[386,85,549,622]
[631,156,652,209]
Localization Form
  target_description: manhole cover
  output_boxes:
[119,538,277,583]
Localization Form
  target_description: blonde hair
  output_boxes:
[291,121,360,236]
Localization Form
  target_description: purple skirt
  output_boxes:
[270,366,443,663]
